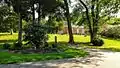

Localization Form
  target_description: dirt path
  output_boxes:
[0,49,120,68]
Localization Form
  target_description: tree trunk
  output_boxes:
[64,0,74,44]
[92,0,99,40]
[10,29,13,35]
[18,13,22,44]
[32,3,35,24]
[38,2,41,23]
[94,0,99,39]
[67,16,74,44]
[91,0,97,40]
[79,0,93,43]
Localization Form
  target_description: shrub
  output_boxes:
[92,38,104,46]
[23,23,48,49]
[101,26,120,38]
[10,42,22,50]
[3,43,10,49]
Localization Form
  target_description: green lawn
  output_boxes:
[0,33,18,44]
[49,34,120,51]
[0,48,88,64]
[1,33,120,51]
[48,34,90,43]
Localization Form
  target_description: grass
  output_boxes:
[1,33,120,64]
[97,38,120,51]
[1,33,120,51]
[48,34,90,43]
[0,47,88,64]
[0,33,89,64]
[0,33,18,45]
[48,34,120,51]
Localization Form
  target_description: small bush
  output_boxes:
[3,43,10,49]
[11,42,22,50]
[23,23,48,49]
[92,38,104,46]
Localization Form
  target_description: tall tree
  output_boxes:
[63,0,74,44]
[0,5,18,33]
[14,0,22,44]
[78,0,120,43]
[79,0,93,42]
[5,0,30,45]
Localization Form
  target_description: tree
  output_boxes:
[78,0,120,44]
[79,0,93,43]
[0,3,18,34]
[4,0,31,45]
[36,0,62,23]
[63,0,74,44]
[24,23,48,50]
[45,15,64,33]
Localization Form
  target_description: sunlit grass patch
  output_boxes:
[1,33,120,51]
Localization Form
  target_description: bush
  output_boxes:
[92,38,104,46]
[101,26,120,38]
[23,23,48,49]
[10,42,22,50]
[3,43,10,49]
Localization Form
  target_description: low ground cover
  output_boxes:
[0,45,88,64]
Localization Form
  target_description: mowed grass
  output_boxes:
[100,38,120,51]
[48,34,90,43]
[0,48,88,64]
[0,33,18,44]
[49,34,120,51]
[1,33,120,51]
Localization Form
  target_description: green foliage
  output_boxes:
[92,38,104,46]
[0,5,18,32]
[12,42,22,50]
[3,43,11,49]
[101,26,120,39]
[78,0,120,43]
[23,23,48,49]
[46,15,64,33]
[106,18,120,25]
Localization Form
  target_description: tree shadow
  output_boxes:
[99,48,120,52]
[3,50,104,68]
[48,41,90,45]
[102,36,120,41]
[0,40,17,44]
[0,34,11,36]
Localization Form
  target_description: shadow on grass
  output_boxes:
[18,51,103,68]
[1,48,104,67]
[82,45,120,52]
[0,34,11,36]
[0,40,17,44]
[48,41,90,45]
[99,48,120,52]
[0,47,88,64]
[49,41,120,52]
[102,36,120,41]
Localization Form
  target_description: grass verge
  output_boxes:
[0,47,88,64]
